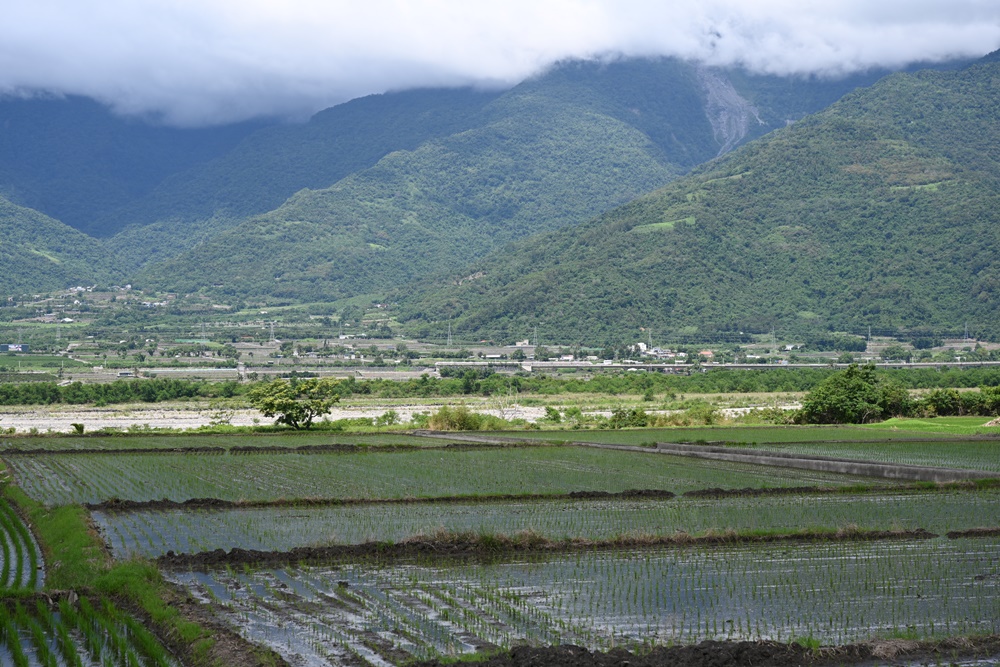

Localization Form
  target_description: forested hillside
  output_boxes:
[397,58,1000,344]
[0,195,119,293]
[103,88,503,269]
[135,58,910,301]
[0,95,261,237]
[0,56,974,301]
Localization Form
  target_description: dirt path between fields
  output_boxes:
[411,637,1000,667]
[155,527,940,569]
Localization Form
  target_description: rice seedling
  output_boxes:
[95,490,1000,559]
[166,537,1000,665]
[0,596,178,666]
[7,447,888,506]
[0,498,43,590]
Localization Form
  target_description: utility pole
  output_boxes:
[447,321,453,347]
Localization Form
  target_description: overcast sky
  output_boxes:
[1,0,998,126]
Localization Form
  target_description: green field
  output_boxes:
[5,420,999,666]
[6,446,886,506]
[95,490,1000,558]
[737,439,1000,473]
[1,432,465,452]
[0,354,89,370]
[866,416,1000,436]
[507,424,994,446]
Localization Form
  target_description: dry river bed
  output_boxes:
[0,403,797,433]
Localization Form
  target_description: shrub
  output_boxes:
[798,364,913,424]
[426,405,508,431]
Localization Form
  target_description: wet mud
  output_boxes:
[156,528,939,570]
[410,636,1000,667]
[87,489,677,512]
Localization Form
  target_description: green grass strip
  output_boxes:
[1,482,218,666]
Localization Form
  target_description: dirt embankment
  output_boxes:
[155,528,938,570]
[411,637,1000,667]
[88,479,997,513]
[87,489,677,513]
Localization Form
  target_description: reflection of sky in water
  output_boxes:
[95,490,1000,558]
[168,538,1000,667]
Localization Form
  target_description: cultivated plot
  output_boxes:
[0,432,460,452]
[0,498,42,590]
[168,537,1000,666]
[734,440,1000,473]
[6,447,888,506]
[95,490,1000,559]
[505,426,976,446]
[0,597,179,667]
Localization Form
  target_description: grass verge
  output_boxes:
[2,479,285,667]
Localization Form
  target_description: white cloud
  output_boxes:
[0,0,997,125]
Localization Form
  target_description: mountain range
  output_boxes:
[0,53,995,343]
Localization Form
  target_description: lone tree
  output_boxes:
[246,378,340,429]
[798,364,912,424]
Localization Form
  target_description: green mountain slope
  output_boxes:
[397,59,1000,344]
[135,58,916,302]
[0,195,119,293]
[0,95,261,237]
[134,87,677,300]
[102,87,503,268]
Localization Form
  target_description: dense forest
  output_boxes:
[399,58,1000,344]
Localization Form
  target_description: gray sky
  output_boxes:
[1,0,998,126]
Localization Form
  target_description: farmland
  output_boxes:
[95,490,1000,559]
[0,486,180,665]
[0,499,42,591]
[0,597,179,667]
[0,426,998,666]
[734,440,1000,473]
[168,538,999,664]
[509,425,949,445]
[0,432,462,452]
[6,446,887,506]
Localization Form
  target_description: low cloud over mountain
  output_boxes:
[2,0,998,126]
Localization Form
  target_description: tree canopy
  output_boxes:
[798,364,912,424]
[245,378,341,429]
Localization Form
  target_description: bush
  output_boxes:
[608,408,648,429]
[426,405,508,431]
[919,388,963,416]
[798,364,913,424]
